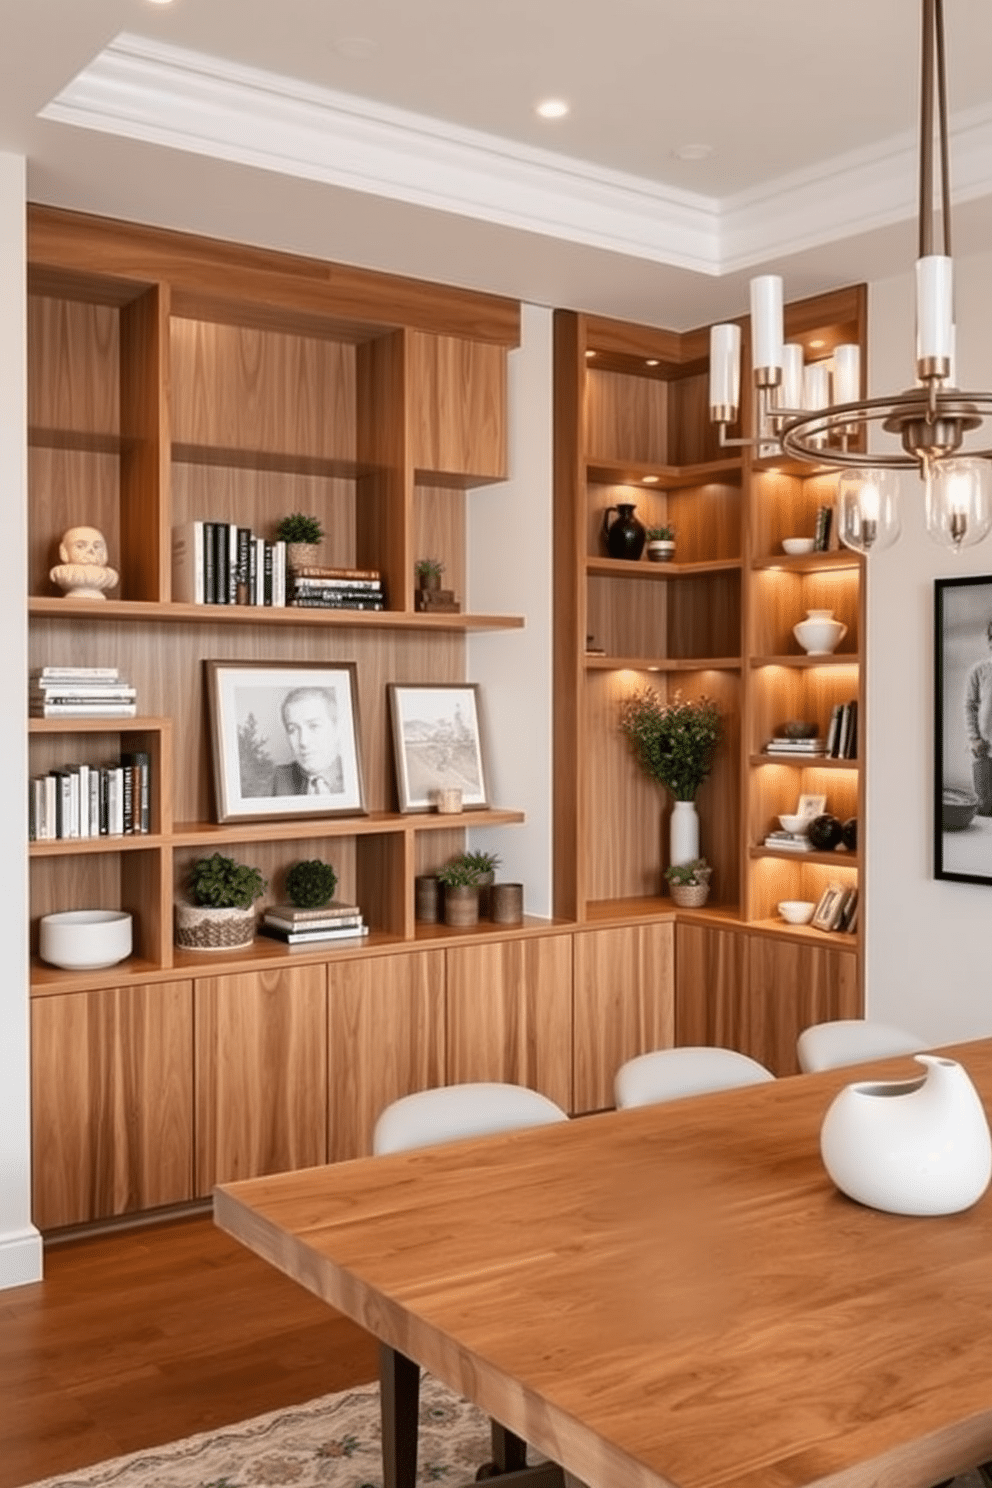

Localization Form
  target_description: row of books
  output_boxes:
[30,666,137,719]
[29,752,151,840]
[288,567,385,612]
[814,884,859,934]
[172,521,288,606]
[825,700,858,759]
[256,899,369,946]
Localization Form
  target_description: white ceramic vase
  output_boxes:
[820,1054,992,1216]
[669,799,699,869]
[793,608,847,656]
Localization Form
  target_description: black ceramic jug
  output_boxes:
[602,503,646,560]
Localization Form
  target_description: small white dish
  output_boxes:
[39,909,133,970]
[782,537,815,556]
[778,900,816,925]
[778,813,810,835]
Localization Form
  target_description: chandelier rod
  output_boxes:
[920,0,952,260]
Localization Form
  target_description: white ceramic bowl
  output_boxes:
[782,537,815,556]
[778,900,816,925]
[778,813,810,835]
[39,909,133,970]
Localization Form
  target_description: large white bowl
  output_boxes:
[778,900,816,925]
[778,813,810,835]
[782,537,815,556]
[39,909,133,970]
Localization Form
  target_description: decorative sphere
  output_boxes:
[841,816,858,851]
[807,813,843,851]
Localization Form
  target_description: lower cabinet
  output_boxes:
[31,980,194,1231]
[194,963,328,1194]
[328,949,446,1163]
[572,922,675,1114]
[446,936,573,1111]
[675,922,860,1076]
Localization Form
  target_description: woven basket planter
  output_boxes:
[175,901,257,950]
[286,542,321,572]
[668,883,710,909]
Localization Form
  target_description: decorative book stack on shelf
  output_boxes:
[258,899,368,945]
[30,667,136,718]
[172,521,288,606]
[287,567,385,611]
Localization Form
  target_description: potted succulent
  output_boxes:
[645,525,676,562]
[276,513,324,571]
[175,852,267,950]
[663,858,712,909]
[436,859,482,927]
[454,848,502,918]
[285,858,338,909]
[414,557,445,591]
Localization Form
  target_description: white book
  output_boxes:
[29,777,48,840]
[77,763,90,838]
[44,775,57,840]
[30,703,138,718]
[273,541,286,607]
[89,769,100,838]
[31,666,121,681]
[254,536,265,606]
[172,521,205,605]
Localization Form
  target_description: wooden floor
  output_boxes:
[0,1213,380,1488]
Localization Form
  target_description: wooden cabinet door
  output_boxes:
[194,964,327,1194]
[675,921,750,1050]
[446,936,573,1113]
[327,949,446,1163]
[31,980,193,1230]
[745,933,861,1076]
[572,922,675,1114]
[407,331,507,480]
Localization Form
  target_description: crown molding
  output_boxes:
[39,32,992,280]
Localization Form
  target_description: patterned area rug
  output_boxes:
[24,1376,491,1488]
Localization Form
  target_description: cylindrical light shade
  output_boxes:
[916,255,954,366]
[833,345,861,404]
[750,275,783,374]
[925,457,992,551]
[838,469,901,554]
[780,344,804,410]
[709,323,741,419]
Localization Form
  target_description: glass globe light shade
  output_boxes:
[925,458,992,551]
[837,469,901,554]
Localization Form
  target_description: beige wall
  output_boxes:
[866,251,992,1043]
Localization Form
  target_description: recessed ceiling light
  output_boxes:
[809,338,826,350]
[642,475,660,484]
[645,359,659,368]
[144,0,175,6]
[585,350,596,359]
[335,36,379,59]
[537,99,569,120]
[673,143,713,162]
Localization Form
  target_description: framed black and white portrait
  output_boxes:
[935,575,992,883]
[387,683,489,812]
[206,660,366,822]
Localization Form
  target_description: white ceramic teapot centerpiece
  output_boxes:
[820,1054,992,1216]
[793,608,847,656]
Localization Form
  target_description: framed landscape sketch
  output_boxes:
[935,574,992,884]
[388,683,490,812]
[206,660,366,822]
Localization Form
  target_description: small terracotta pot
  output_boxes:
[443,885,479,927]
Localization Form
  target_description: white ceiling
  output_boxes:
[5,0,992,328]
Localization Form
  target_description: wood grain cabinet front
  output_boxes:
[572,921,675,1115]
[31,979,194,1230]
[194,964,328,1194]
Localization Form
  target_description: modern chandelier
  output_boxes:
[708,0,992,555]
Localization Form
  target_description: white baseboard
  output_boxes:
[0,1224,43,1288]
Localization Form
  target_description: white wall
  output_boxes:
[467,305,554,915]
[866,252,992,1043]
[0,152,42,1288]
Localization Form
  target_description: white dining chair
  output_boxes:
[796,1019,928,1074]
[373,1081,569,1488]
[614,1046,775,1110]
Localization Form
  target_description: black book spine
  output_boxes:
[203,522,217,603]
[247,534,258,605]
[214,523,229,605]
[236,527,251,604]
[263,542,273,606]
[121,763,134,835]
[99,768,110,836]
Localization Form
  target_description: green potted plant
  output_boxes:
[645,525,676,562]
[276,513,325,571]
[285,858,338,909]
[455,849,502,917]
[176,852,267,950]
[663,857,712,909]
[414,557,445,591]
[436,859,482,927]
[619,687,721,882]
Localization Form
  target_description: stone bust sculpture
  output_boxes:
[50,526,120,600]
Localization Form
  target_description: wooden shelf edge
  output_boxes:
[585,655,741,672]
[750,653,860,669]
[30,834,164,856]
[171,807,525,845]
[749,916,860,948]
[750,845,859,868]
[586,557,742,581]
[585,455,743,489]
[750,753,858,769]
[28,715,170,733]
[28,597,524,632]
[751,552,862,574]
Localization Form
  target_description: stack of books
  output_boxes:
[825,700,858,759]
[763,736,827,758]
[30,666,137,719]
[287,566,385,612]
[258,899,369,946]
[172,521,287,606]
[762,828,812,853]
[30,750,151,840]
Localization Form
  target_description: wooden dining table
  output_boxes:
[214,1039,992,1488]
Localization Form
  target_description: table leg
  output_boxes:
[490,1423,529,1473]
[380,1343,420,1488]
